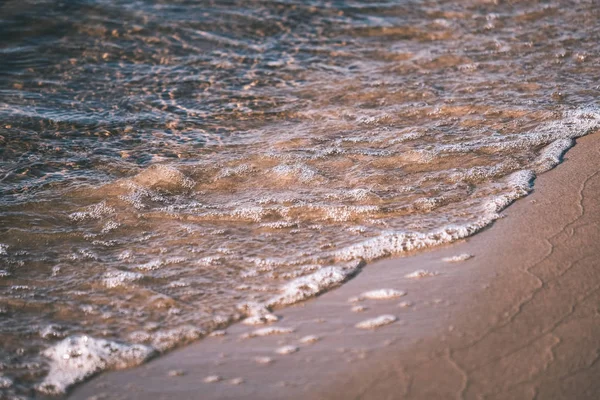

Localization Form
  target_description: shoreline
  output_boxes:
[69,132,600,400]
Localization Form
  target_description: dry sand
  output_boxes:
[69,132,600,400]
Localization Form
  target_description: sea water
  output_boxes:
[1,0,599,396]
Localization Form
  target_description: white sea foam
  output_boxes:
[0,376,13,389]
[101,270,144,288]
[329,170,535,264]
[204,375,222,383]
[534,138,574,173]
[271,163,320,183]
[148,326,205,352]
[255,356,273,365]
[40,324,67,340]
[405,270,438,279]
[37,336,155,395]
[355,315,397,329]
[266,261,363,307]
[238,302,279,325]
[241,327,294,339]
[229,377,244,385]
[442,253,473,263]
[299,335,320,344]
[275,345,299,355]
[69,202,115,222]
[132,164,194,191]
[358,289,406,300]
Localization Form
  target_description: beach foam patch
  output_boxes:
[442,253,473,263]
[275,345,299,355]
[355,315,397,329]
[405,270,438,279]
[358,289,406,300]
[241,327,294,339]
[37,336,155,395]
[238,302,279,325]
[267,261,363,307]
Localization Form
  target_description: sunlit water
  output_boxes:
[1,0,599,396]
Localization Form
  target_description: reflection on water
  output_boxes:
[1,0,599,396]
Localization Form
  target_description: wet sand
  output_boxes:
[69,132,600,400]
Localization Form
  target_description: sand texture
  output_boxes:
[69,133,600,400]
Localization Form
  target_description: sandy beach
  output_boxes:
[67,131,600,400]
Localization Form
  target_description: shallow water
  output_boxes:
[1,0,599,396]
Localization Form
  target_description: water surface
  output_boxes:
[1,0,599,396]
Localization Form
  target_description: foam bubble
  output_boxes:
[238,302,279,325]
[299,335,320,344]
[215,164,254,180]
[267,261,363,307]
[149,326,205,352]
[0,376,13,389]
[329,170,535,264]
[242,315,279,325]
[355,315,397,329]
[255,356,273,365]
[275,345,299,355]
[37,336,155,395]
[405,270,438,279]
[534,138,574,173]
[101,270,144,288]
[69,202,115,222]
[241,327,294,339]
[259,221,299,229]
[442,253,473,262]
[135,259,163,271]
[101,220,120,233]
[132,164,194,191]
[271,163,320,183]
[358,289,406,300]
[40,324,67,340]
